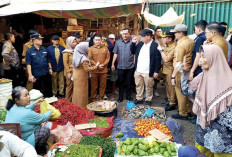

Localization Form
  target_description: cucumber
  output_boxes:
[117,132,124,137]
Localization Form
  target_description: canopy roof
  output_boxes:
[0,0,142,18]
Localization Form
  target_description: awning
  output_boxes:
[0,0,142,18]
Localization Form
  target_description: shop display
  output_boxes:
[88,117,110,128]
[47,144,102,157]
[79,136,116,157]
[116,138,177,157]
[122,105,166,121]
[133,120,173,140]
[0,78,12,107]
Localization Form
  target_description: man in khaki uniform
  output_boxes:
[205,23,228,60]
[171,24,195,119]
[160,29,177,111]
[88,34,110,101]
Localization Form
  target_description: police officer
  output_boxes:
[2,33,20,87]
[26,33,53,97]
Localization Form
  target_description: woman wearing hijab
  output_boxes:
[63,36,77,102]
[72,42,99,107]
[189,45,232,156]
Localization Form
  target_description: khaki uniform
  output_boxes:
[22,41,33,91]
[162,42,176,106]
[211,37,228,60]
[88,45,110,101]
[63,52,73,102]
[174,36,194,117]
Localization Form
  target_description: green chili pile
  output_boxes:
[79,136,116,157]
[54,144,100,157]
[88,117,109,128]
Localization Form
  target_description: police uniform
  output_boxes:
[162,41,177,106]
[1,41,20,87]
[26,45,52,97]
[173,36,194,117]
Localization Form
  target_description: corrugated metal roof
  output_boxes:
[149,0,228,3]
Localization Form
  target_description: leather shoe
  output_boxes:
[117,98,123,103]
[161,101,169,106]
[165,104,176,111]
[134,99,143,104]
[145,101,151,106]
[171,114,188,120]
[126,96,133,101]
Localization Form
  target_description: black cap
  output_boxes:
[161,29,175,38]
[52,35,60,40]
[140,29,153,37]
[28,29,38,36]
[72,33,82,38]
[30,33,44,39]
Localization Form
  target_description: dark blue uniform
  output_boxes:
[26,45,52,97]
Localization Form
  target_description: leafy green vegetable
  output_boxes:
[88,117,109,128]
[79,136,115,157]
[0,109,6,123]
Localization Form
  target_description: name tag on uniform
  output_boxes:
[31,53,36,55]
[43,52,47,54]
[92,50,97,53]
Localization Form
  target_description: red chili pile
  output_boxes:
[35,99,95,125]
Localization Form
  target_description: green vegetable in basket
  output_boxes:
[88,117,109,128]
[122,144,127,153]
[170,143,176,152]
[127,145,135,152]
[148,148,155,155]
[160,147,166,154]
[154,141,160,147]
[133,147,138,155]
[163,151,169,157]
[154,146,160,153]
[132,140,139,146]
[125,138,132,145]
[141,140,149,146]
[171,152,177,156]
[138,149,147,156]
[160,142,167,148]
[167,145,172,154]
[0,109,7,123]
[138,143,148,151]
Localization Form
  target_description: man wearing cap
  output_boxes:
[133,29,161,106]
[106,34,118,94]
[112,28,137,102]
[72,33,82,44]
[159,29,177,111]
[47,35,65,97]
[88,34,110,101]
[171,24,194,119]
[26,33,53,97]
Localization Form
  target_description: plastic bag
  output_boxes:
[40,101,61,120]
[126,101,135,109]
[51,122,82,144]
[79,117,114,137]
[143,108,155,118]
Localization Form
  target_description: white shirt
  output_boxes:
[136,40,152,73]
[0,131,38,157]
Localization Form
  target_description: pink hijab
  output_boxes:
[190,44,232,128]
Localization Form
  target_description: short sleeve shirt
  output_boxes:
[113,39,134,69]
[26,46,50,78]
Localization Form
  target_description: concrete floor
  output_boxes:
[106,83,196,146]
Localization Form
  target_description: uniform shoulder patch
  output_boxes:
[7,45,11,50]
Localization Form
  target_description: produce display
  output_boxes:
[50,144,101,157]
[35,99,95,125]
[0,78,11,83]
[0,109,6,123]
[88,117,110,128]
[79,136,116,157]
[87,100,116,111]
[116,138,177,157]
[122,105,166,120]
[133,120,173,140]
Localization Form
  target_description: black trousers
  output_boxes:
[4,69,20,87]
[34,74,53,97]
[117,68,134,99]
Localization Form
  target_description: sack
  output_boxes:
[40,101,61,120]
[51,122,82,144]
[180,72,195,98]
[79,117,114,137]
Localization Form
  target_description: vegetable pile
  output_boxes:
[53,144,100,157]
[79,136,116,157]
[88,117,109,128]
[35,99,95,125]
[0,109,6,123]
[117,138,177,156]
[133,120,173,140]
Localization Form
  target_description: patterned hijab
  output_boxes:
[73,42,90,68]
[62,36,76,53]
[190,44,232,128]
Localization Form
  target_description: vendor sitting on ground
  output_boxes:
[5,86,52,155]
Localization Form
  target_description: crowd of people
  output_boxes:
[1,20,232,156]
